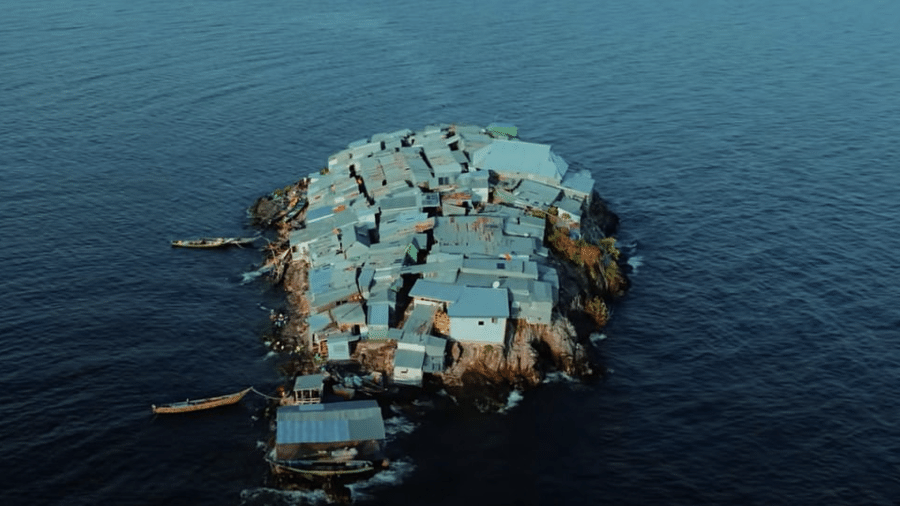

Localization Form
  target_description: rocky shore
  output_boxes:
[248,123,628,408]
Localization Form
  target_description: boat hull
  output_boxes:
[151,387,252,414]
[170,237,258,248]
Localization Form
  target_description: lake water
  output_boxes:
[2,0,899,504]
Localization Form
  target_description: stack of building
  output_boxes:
[289,123,595,387]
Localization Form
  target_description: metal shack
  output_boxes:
[274,400,386,462]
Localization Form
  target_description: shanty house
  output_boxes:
[393,348,425,386]
[274,400,386,461]
[291,374,325,405]
[471,139,569,186]
[447,287,509,345]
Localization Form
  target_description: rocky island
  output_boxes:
[248,123,627,483]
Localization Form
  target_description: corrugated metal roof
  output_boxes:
[367,302,390,327]
[455,273,531,296]
[276,400,385,444]
[514,179,562,208]
[394,348,425,370]
[409,279,464,303]
[554,195,583,219]
[327,333,354,361]
[332,302,366,325]
[294,374,326,391]
[447,287,509,318]
[460,258,539,279]
[471,139,568,183]
[401,304,436,336]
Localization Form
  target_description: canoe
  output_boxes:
[266,457,377,479]
[170,237,259,248]
[151,387,252,414]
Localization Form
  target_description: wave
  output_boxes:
[348,457,417,502]
[240,487,330,506]
[383,410,420,442]
[499,389,524,413]
[627,254,643,275]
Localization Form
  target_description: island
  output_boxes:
[248,123,628,484]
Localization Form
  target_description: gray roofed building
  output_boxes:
[409,279,464,306]
[560,168,595,200]
[447,287,509,345]
[458,131,494,153]
[460,258,539,280]
[503,213,546,238]
[400,304,437,339]
[347,139,383,159]
[554,195,584,224]
[393,348,425,386]
[510,280,554,323]
[456,171,489,202]
[294,373,326,391]
[379,193,421,216]
[326,332,358,361]
[275,400,385,459]
[448,287,509,319]
[471,139,569,185]
[455,273,531,295]
[432,216,503,256]
[377,211,434,243]
[331,302,367,329]
[292,374,325,405]
[366,301,390,339]
[513,179,563,209]
[307,311,333,335]
[394,348,425,369]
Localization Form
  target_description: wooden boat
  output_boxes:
[170,236,259,249]
[151,387,252,414]
[266,456,379,480]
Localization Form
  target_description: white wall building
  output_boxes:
[447,287,509,345]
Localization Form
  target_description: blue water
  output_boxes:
[3,0,899,504]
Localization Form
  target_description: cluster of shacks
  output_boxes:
[289,123,596,387]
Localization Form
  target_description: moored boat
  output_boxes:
[170,236,259,248]
[151,387,252,414]
[266,456,380,479]
[269,399,387,480]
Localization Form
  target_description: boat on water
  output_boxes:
[266,456,380,479]
[151,387,252,414]
[170,236,259,248]
[269,388,388,480]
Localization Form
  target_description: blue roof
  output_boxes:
[276,400,385,444]
[447,287,509,318]
[471,139,568,183]
[560,168,595,196]
[394,348,425,369]
[409,279,464,303]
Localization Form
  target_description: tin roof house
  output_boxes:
[470,139,569,186]
[274,400,386,462]
[447,286,510,345]
[393,348,425,386]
